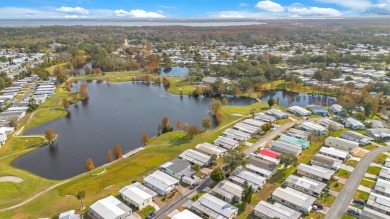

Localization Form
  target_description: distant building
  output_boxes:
[286,128,310,140]
[307,105,328,115]
[160,158,195,180]
[179,149,211,167]
[271,187,316,214]
[89,196,132,219]
[242,118,265,128]
[271,140,302,156]
[213,136,240,150]
[297,163,335,182]
[229,168,266,191]
[288,106,312,117]
[266,109,289,119]
[311,154,342,170]
[254,113,276,123]
[330,104,345,115]
[344,117,366,130]
[191,193,238,219]
[325,136,359,152]
[366,128,390,142]
[211,180,243,203]
[222,128,251,142]
[319,118,344,130]
[278,134,310,149]
[379,167,390,181]
[299,122,328,135]
[245,155,278,179]
[119,182,157,210]
[318,147,350,161]
[341,131,373,146]
[233,122,259,135]
[285,175,326,197]
[253,201,301,219]
[195,142,227,158]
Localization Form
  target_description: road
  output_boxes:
[325,144,390,219]
[155,179,211,219]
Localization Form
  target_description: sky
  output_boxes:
[0,0,389,19]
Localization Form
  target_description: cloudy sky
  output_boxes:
[0,0,389,18]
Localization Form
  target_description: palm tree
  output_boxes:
[76,190,85,210]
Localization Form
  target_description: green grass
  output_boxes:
[362,144,379,151]
[275,118,292,125]
[190,192,206,201]
[304,212,325,219]
[335,169,352,179]
[329,181,344,192]
[344,160,358,168]
[247,137,258,144]
[367,166,381,176]
[298,135,326,164]
[373,153,388,164]
[360,178,375,188]
[374,141,387,146]
[354,190,370,201]
[342,213,358,219]
[316,193,336,207]
[137,205,155,219]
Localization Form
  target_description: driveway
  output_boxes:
[340,164,354,172]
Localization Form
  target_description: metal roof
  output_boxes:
[192,193,238,219]
[119,186,152,205]
[212,180,243,200]
[285,175,326,194]
[297,164,335,180]
[271,140,302,155]
[90,196,131,219]
[172,209,202,219]
[179,149,211,166]
[254,201,301,219]
[319,147,349,159]
[144,170,179,192]
[213,136,239,149]
[195,142,227,156]
[272,187,316,210]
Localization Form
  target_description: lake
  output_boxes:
[159,67,191,77]
[12,83,335,180]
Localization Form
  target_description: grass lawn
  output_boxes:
[354,190,370,201]
[329,181,344,192]
[360,178,375,189]
[299,135,326,164]
[335,169,352,179]
[367,166,381,176]
[190,192,206,201]
[362,144,379,151]
[275,118,292,125]
[137,205,155,219]
[342,213,358,219]
[304,212,325,219]
[247,137,258,144]
[374,141,387,146]
[344,160,358,168]
[316,193,336,207]
[373,153,388,164]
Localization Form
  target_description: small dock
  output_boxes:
[122,147,144,158]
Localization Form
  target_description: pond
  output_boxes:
[12,81,244,180]
[12,83,335,180]
[159,67,192,77]
[260,90,336,108]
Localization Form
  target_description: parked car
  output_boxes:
[146,211,156,219]
[353,199,366,205]
[347,208,360,216]
[190,182,199,189]
[313,202,324,209]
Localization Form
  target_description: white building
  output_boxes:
[195,142,226,158]
[344,117,366,130]
[288,106,312,116]
[341,131,372,146]
[191,193,238,219]
[299,122,328,135]
[214,136,240,150]
[271,187,316,214]
[89,196,132,219]
[119,182,157,210]
[59,210,81,219]
[171,210,202,219]
[253,201,301,219]
[318,147,350,161]
[179,149,211,167]
[325,136,359,152]
[143,170,179,195]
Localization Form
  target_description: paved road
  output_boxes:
[325,145,390,219]
[155,179,211,219]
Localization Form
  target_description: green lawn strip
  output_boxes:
[316,193,336,207]
[344,160,358,168]
[304,212,325,219]
[298,135,325,164]
[362,144,379,151]
[374,141,387,146]
[354,190,370,201]
[335,169,352,178]
[342,213,358,219]
[137,205,155,219]
[367,166,381,176]
[190,192,207,202]
[360,178,375,189]
[329,181,344,192]
[373,153,388,164]
[247,137,258,144]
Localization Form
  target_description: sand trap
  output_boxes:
[0,176,24,183]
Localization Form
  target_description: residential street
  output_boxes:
[325,144,390,219]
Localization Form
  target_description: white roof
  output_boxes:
[172,210,202,219]
[90,196,129,219]
[192,193,238,218]
[242,119,265,128]
[254,201,301,219]
[195,142,227,155]
[374,178,390,196]
[300,122,327,132]
[346,117,365,127]
[319,147,349,158]
[297,164,335,180]
[214,136,239,149]
[144,170,179,192]
[271,140,302,154]
[119,186,152,205]
[325,136,359,150]
[59,210,81,219]
[272,187,316,210]
[179,149,211,166]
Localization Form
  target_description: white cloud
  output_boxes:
[315,0,372,10]
[288,6,342,16]
[255,0,284,13]
[56,6,89,15]
[366,0,390,15]
[114,9,165,18]
[239,3,249,7]
[211,10,272,18]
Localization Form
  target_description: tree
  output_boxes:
[62,98,70,111]
[224,149,246,172]
[192,164,201,172]
[79,83,88,99]
[210,167,225,182]
[279,152,297,168]
[242,181,254,204]
[184,124,202,138]
[202,117,212,130]
[107,149,113,162]
[221,97,228,104]
[157,124,162,135]
[142,132,150,146]
[53,66,61,75]
[268,97,275,108]
[76,191,85,210]
[45,128,57,144]
[113,144,122,159]
[353,112,366,122]
[211,154,218,164]
[161,116,173,133]
[85,158,94,171]
[175,120,182,129]
[261,123,273,133]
